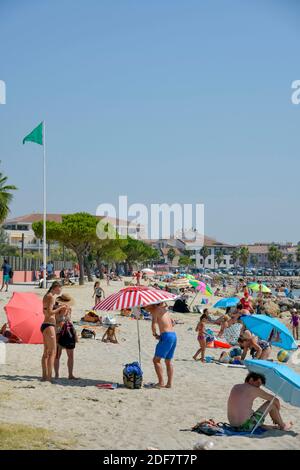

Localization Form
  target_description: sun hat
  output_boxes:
[56,294,75,306]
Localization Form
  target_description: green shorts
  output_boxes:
[239,410,265,432]
[3,274,10,283]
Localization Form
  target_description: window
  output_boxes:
[208,259,212,265]
[17,225,29,231]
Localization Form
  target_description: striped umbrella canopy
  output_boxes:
[94,286,178,311]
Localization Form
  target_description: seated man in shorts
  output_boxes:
[227,372,293,432]
[145,302,177,388]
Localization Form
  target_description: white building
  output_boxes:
[185,235,235,269]
[3,213,143,251]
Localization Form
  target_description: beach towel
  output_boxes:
[223,323,242,345]
[191,420,266,437]
[96,383,118,390]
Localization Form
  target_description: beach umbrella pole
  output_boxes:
[136,312,142,367]
[251,382,284,434]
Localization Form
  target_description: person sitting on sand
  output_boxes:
[145,302,177,388]
[102,325,118,343]
[238,331,271,360]
[54,294,78,380]
[193,313,208,362]
[227,371,293,432]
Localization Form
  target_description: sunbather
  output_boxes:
[227,371,293,432]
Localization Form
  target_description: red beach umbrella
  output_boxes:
[4,292,44,344]
[94,285,177,311]
[94,286,178,366]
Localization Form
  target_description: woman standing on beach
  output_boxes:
[54,294,78,380]
[41,281,67,382]
[193,313,208,362]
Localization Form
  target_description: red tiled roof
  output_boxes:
[4,213,138,226]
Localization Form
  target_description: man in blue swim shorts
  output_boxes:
[145,302,177,388]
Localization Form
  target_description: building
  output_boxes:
[184,235,235,269]
[3,213,143,251]
[245,242,298,267]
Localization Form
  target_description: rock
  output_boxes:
[264,301,280,317]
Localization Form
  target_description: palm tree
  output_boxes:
[231,248,240,268]
[200,246,210,270]
[215,249,224,269]
[250,254,258,268]
[0,169,17,223]
[297,245,300,265]
[167,248,176,265]
[268,244,283,276]
[239,246,250,275]
[287,253,294,267]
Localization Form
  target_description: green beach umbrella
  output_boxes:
[248,282,271,293]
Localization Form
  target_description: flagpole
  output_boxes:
[43,121,47,289]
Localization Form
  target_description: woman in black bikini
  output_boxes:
[41,281,67,382]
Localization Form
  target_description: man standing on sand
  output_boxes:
[227,372,293,432]
[145,302,177,388]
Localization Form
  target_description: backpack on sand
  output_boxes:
[58,321,76,349]
[123,362,143,389]
[81,328,96,339]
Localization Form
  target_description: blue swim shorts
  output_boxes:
[154,332,177,360]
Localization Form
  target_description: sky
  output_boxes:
[0,0,300,245]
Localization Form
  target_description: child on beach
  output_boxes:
[93,281,105,306]
[193,313,208,362]
[102,325,118,343]
[217,315,230,338]
[291,309,299,341]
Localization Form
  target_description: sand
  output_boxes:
[0,280,299,450]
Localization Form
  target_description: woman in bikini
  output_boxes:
[193,313,208,362]
[41,281,67,382]
[54,294,78,380]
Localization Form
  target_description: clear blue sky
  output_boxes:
[0,0,300,244]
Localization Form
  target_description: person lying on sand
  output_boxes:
[0,323,22,343]
[227,371,293,432]
[145,302,177,388]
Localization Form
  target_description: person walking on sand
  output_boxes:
[0,259,12,292]
[193,313,208,362]
[227,371,293,432]
[41,281,67,382]
[93,281,105,306]
[145,302,177,388]
[291,308,299,341]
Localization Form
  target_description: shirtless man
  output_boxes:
[238,330,271,360]
[41,281,67,382]
[145,302,177,388]
[228,372,293,432]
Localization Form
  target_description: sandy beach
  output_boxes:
[0,279,299,450]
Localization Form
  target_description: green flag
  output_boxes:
[23,122,43,145]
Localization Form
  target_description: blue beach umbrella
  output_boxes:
[245,359,300,433]
[213,297,240,309]
[241,314,297,351]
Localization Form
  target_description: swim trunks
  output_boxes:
[238,410,265,432]
[154,332,177,360]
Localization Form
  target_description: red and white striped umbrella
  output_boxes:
[94,286,177,311]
